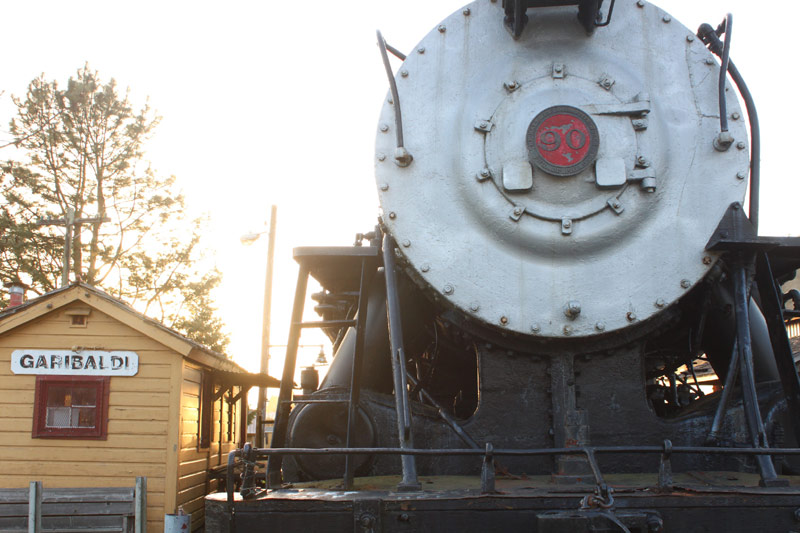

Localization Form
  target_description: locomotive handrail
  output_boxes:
[238,445,800,457]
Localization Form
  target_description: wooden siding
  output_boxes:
[178,362,240,531]
[0,304,180,533]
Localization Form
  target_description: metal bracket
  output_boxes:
[503,0,615,37]
[705,203,779,252]
[657,439,673,491]
[354,499,382,533]
[561,218,573,235]
[628,169,657,192]
[474,119,494,133]
[481,443,496,494]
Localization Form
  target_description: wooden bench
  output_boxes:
[0,478,145,533]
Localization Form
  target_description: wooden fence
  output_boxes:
[0,477,145,533]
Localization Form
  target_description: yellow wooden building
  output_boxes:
[0,283,275,532]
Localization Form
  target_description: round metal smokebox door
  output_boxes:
[375,0,750,340]
[527,106,599,177]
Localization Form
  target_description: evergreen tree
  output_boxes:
[0,65,229,352]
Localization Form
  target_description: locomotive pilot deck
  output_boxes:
[208,473,800,532]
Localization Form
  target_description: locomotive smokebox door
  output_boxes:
[375,0,750,343]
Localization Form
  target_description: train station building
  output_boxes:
[0,283,276,532]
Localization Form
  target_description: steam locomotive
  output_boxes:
[207,1,800,531]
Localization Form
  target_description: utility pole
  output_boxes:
[256,205,277,448]
[36,208,110,287]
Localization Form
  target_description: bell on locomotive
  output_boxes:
[209,2,800,531]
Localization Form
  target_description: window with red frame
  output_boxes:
[32,376,110,439]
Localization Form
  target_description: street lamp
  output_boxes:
[241,204,277,448]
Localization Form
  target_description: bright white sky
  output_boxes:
[1,1,797,383]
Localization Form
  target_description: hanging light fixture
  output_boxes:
[315,347,328,366]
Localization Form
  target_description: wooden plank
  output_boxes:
[177,472,205,492]
[0,390,33,404]
[182,366,202,384]
[42,489,133,503]
[181,396,200,411]
[0,376,35,390]
[178,449,210,464]
[2,502,134,517]
[107,420,168,435]
[0,448,165,464]
[179,434,198,449]
[40,514,127,531]
[108,406,170,422]
[107,378,171,393]
[134,477,145,533]
[0,478,164,493]
[0,461,166,478]
[29,481,41,533]
[163,357,182,516]
[0,377,171,392]
[106,392,171,408]
[180,407,199,423]
[0,433,167,450]
[175,485,206,509]
[182,381,200,398]
[179,495,205,516]
[178,458,209,478]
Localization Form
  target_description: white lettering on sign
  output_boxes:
[10,350,139,376]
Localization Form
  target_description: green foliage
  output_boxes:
[1,65,229,353]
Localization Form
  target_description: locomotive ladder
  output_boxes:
[266,237,421,491]
[266,244,380,489]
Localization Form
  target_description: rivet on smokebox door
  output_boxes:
[500,316,509,326]
[388,212,396,219]
[531,324,541,334]
[627,312,637,322]
[470,302,480,312]
[443,284,454,295]
[681,279,691,289]
[421,263,430,272]
[400,70,409,78]
[463,8,471,15]
[380,184,389,191]
[655,298,666,309]
[438,25,447,33]
[595,322,606,332]
[702,256,713,265]
[402,239,411,247]
[380,124,389,132]
[377,153,386,162]
[563,325,573,336]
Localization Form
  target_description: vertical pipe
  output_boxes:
[27,481,41,533]
[707,340,740,443]
[755,252,800,446]
[383,235,421,491]
[256,206,278,448]
[732,256,780,484]
[267,264,309,487]
[344,257,373,489]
